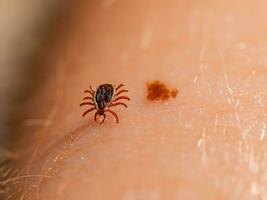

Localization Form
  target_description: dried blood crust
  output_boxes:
[146,80,178,101]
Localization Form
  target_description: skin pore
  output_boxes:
[3,0,267,199]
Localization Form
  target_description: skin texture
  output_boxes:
[4,0,267,199]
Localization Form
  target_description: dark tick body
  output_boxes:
[80,83,130,124]
[95,84,114,110]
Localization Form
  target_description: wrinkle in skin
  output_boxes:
[8,123,92,200]
[25,64,66,173]
[0,61,70,198]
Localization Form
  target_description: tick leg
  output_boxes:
[105,109,119,123]
[90,86,95,93]
[109,102,127,108]
[115,83,125,91]
[116,89,128,96]
[84,90,94,96]
[83,97,94,101]
[114,96,130,102]
[80,102,95,107]
[82,108,96,117]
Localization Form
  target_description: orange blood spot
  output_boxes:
[146,80,178,101]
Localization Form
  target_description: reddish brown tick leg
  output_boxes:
[115,83,125,91]
[105,109,119,123]
[116,89,128,96]
[114,96,130,102]
[82,108,96,117]
[109,102,128,108]
[84,90,94,96]
[90,86,95,93]
[80,102,95,107]
[83,97,94,101]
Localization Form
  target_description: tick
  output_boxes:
[80,84,130,124]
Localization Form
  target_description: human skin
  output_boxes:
[5,0,267,199]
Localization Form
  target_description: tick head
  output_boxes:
[95,109,106,124]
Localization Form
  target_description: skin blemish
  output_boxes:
[146,80,178,101]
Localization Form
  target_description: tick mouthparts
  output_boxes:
[95,113,105,124]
